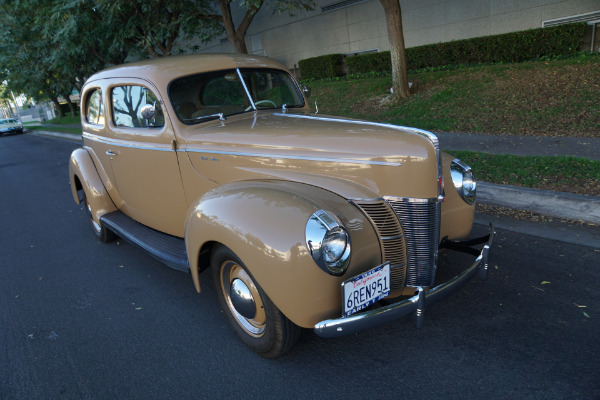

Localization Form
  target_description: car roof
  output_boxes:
[85,54,290,86]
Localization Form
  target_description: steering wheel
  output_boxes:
[245,99,278,111]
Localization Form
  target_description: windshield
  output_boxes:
[169,68,304,124]
[0,119,18,125]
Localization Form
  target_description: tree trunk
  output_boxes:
[230,33,249,54]
[218,0,263,54]
[63,93,77,117]
[380,0,410,99]
[50,96,64,118]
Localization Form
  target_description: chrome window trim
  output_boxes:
[82,132,173,152]
[182,148,402,167]
[85,87,105,127]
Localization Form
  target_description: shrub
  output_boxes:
[298,54,344,80]
[345,52,391,75]
[343,22,587,74]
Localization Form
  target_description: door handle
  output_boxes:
[106,150,117,156]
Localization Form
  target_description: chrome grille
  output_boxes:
[352,200,407,290]
[386,197,441,287]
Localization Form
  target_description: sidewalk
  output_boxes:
[29,129,600,231]
[436,132,600,161]
[434,132,600,226]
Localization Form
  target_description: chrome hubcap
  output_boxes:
[220,261,265,337]
[230,279,256,319]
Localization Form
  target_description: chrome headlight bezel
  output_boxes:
[305,210,351,276]
[450,159,477,205]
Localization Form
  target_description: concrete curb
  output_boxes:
[477,182,600,225]
[28,130,82,142]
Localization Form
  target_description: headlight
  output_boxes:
[305,210,351,276]
[450,159,476,204]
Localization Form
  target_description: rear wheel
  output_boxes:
[211,245,300,358]
[82,190,115,243]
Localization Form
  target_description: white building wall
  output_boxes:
[190,0,599,69]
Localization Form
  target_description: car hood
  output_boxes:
[180,112,441,199]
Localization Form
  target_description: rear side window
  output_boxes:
[111,86,164,128]
[85,89,104,125]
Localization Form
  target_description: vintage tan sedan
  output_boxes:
[69,54,493,357]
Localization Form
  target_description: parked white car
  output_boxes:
[0,118,23,136]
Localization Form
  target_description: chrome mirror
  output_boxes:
[141,103,156,120]
[301,85,311,98]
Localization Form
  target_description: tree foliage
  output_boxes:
[0,0,314,111]
[0,0,222,108]
[218,0,314,54]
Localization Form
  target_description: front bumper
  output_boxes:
[0,127,23,134]
[313,224,494,338]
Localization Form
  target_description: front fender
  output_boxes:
[185,180,381,328]
[440,152,475,240]
[69,147,117,224]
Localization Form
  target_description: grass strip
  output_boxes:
[45,115,81,125]
[27,125,82,135]
[447,151,600,197]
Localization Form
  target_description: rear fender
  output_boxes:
[69,147,117,223]
[185,180,381,328]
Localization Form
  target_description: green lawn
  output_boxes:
[305,54,600,196]
[27,125,81,135]
[45,114,81,125]
[306,53,600,138]
[447,152,600,197]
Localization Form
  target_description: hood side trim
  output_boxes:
[183,148,402,167]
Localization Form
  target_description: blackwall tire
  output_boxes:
[211,245,300,358]
[82,191,115,243]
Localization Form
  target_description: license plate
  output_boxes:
[342,263,391,317]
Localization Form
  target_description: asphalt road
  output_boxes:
[1,133,599,400]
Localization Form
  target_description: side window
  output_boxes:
[86,89,104,125]
[111,85,164,128]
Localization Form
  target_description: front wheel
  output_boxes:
[211,245,300,358]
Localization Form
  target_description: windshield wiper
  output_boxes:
[184,112,226,123]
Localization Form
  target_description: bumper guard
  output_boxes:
[313,224,495,338]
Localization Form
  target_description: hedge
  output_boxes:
[298,54,344,80]
[304,23,587,77]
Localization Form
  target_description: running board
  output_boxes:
[100,211,189,273]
